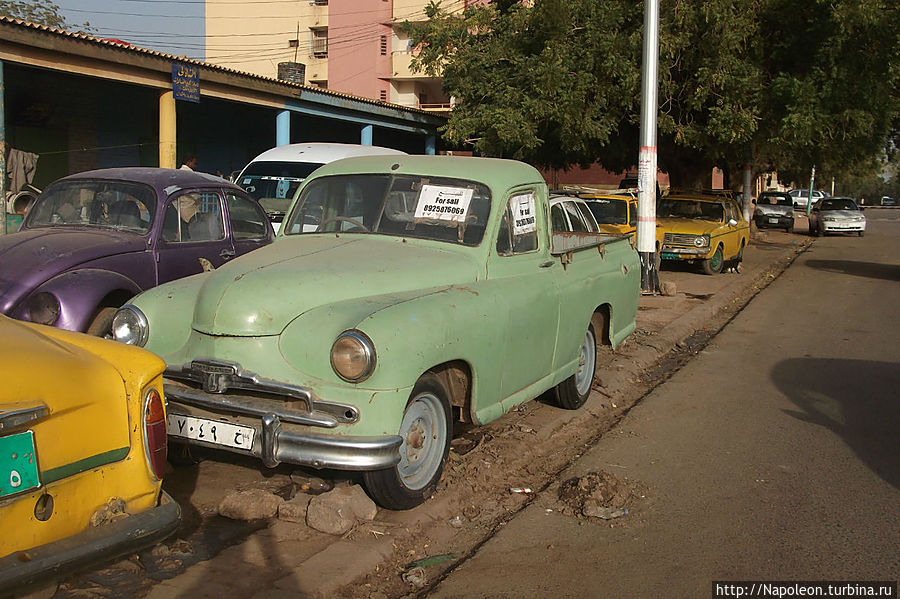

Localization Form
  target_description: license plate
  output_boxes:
[768,217,779,224]
[660,252,678,260]
[0,431,40,498]
[167,414,254,450]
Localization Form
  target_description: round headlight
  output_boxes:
[111,305,149,346]
[26,292,60,325]
[693,236,708,247]
[330,330,376,383]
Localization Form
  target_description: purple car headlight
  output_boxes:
[112,304,149,347]
[25,292,61,326]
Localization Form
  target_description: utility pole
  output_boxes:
[638,0,660,294]
[806,165,816,216]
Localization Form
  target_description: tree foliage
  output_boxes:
[406,0,900,188]
[0,0,93,32]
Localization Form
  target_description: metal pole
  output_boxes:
[806,165,816,216]
[742,163,753,223]
[0,60,7,235]
[638,0,660,294]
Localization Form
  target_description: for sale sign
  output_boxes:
[414,185,473,222]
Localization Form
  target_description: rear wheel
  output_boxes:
[86,307,117,337]
[553,322,598,410]
[363,374,452,510]
[701,245,724,275]
[858,230,864,237]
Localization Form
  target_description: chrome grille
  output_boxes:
[664,233,700,246]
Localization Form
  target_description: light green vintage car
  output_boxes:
[112,155,640,509]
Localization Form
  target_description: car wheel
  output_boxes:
[701,245,725,275]
[553,321,598,410]
[86,306,117,337]
[363,374,452,510]
[816,223,824,237]
[858,231,864,237]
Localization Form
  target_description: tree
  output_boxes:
[406,0,899,188]
[0,0,93,32]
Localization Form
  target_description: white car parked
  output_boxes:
[808,197,866,237]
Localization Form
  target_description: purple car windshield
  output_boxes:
[26,180,156,234]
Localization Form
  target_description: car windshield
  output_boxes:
[759,194,791,207]
[585,198,628,224]
[25,180,155,234]
[237,160,325,215]
[283,174,492,246]
[658,198,724,222]
[820,199,858,211]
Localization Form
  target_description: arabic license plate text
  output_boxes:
[167,415,254,450]
[0,431,40,498]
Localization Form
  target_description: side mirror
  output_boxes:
[728,218,738,227]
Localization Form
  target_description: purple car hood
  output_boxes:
[0,228,146,309]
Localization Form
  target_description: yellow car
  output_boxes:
[656,192,750,274]
[0,316,180,591]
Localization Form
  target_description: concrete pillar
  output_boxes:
[276,110,290,146]
[360,125,373,146]
[159,90,176,168]
[425,134,436,155]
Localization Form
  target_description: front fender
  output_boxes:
[131,273,212,357]
[18,269,142,332]
[280,285,500,396]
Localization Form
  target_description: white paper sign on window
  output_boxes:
[414,185,473,222]
[511,193,537,235]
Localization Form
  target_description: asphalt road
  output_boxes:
[428,209,900,597]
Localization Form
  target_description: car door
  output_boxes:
[224,192,273,258]
[492,189,560,406]
[155,190,234,284]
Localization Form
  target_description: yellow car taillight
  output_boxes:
[142,388,167,480]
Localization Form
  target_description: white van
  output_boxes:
[236,143,407,232]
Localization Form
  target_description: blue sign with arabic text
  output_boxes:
[172,63,200,103]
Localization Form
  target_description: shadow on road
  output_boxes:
[804,259,900,282]
[771,358,900,491]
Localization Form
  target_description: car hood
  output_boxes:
[0,228,146,307]
[820,210,864,220]
[0,317,131,477]
[192,235,481,336]
[657,217,721,235]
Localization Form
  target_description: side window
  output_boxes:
[162,192,224,243]
[550,203,569,232]
[629,202,637,227]
[576,202,598,232]
[564,201,588,232]
[724,201,737,222]
[496,192,538,256]
[226,193,268,240]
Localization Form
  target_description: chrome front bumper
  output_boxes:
[163,359,402,471]
[165,397,402,471]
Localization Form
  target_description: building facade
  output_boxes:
[204,0,462,112]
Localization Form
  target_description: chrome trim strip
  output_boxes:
[0,403,49,432]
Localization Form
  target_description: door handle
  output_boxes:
[539,260,555,268]
[220,249,236,260]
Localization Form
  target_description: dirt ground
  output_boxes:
[38,232,807,599]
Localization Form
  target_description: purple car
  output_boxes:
[0,168,274,335]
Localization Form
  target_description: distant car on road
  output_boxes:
[0,168,273,336]
[0,315,180,592]
[880,196,896,206]
[754,191,795,232]
[808,197,866,237]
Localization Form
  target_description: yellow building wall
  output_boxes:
[204,0,328,84]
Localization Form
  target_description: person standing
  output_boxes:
[180,153,197,171]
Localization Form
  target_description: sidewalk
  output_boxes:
[137,231,810,599]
